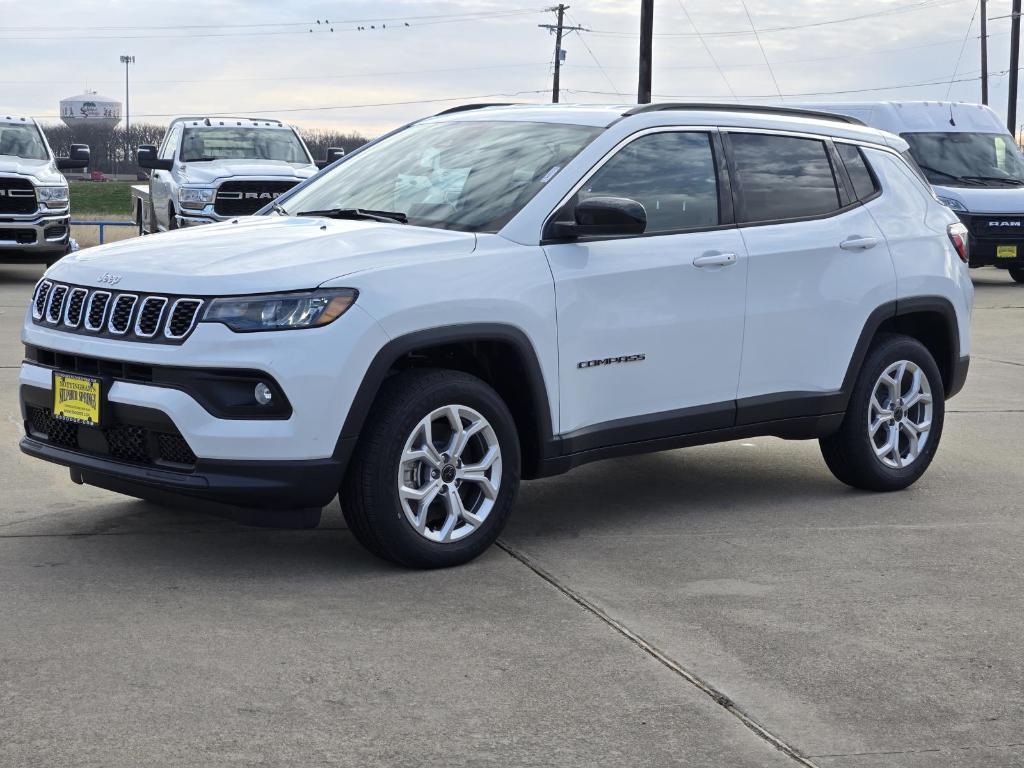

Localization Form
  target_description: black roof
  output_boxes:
[623,102,865,125]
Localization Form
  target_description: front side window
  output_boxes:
[570,131,719,233]
[730,133,841,223]
[181,127,311,164]
[900,131,1024,187]
[160,126,181,160]
[280,120,602,233]
[0,123,48,160]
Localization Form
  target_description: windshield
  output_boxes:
[279,120,602,233]
[180,126,310,163]
[901,131,1024,186]
[0,123,48,160]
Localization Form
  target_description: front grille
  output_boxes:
[64,288,87,327]
[0,228,36,244]
[964,214,1024,240]
[29,280,204,344]
[0,178,37,214]
[25,405,197,469]
[214,180,298,216]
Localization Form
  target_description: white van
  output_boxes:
[795,101,1024,284]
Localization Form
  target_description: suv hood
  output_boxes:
[0,158,66,185]
[179,159,317,185]
[933,183,1024,214]
[46,215,477,295]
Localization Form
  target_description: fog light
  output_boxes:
[254,382,274,406]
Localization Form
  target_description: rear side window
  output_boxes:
[729,133,841,223]
[836,143,879,200]
[575,131,719,233]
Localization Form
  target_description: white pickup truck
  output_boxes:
[1,115,89,265]
[131,116,343,233]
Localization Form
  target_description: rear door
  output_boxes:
[544,129,749,442]
[726,131,897,418]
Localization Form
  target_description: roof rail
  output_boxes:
[433,103,518,116]
[170,115,285,126]
[623,102,866,126]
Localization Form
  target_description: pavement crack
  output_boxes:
[975,356,1024,368]
[496,539,820,768]
[810,741,1024,758]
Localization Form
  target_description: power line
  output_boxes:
[584,0,967,38]
[675,0,737,100]
[739,0,783,100]
[947,0,981,98]
[566,12,625,96]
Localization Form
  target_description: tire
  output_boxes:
[168,204,178,230]
[1010,267,1024,284]
[820,334,945,492]
[340,368,521,568]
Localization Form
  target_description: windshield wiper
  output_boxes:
[292,208,408,224]
[914,164,985,186]
[183,156,222,162]
[958,175,1024,186]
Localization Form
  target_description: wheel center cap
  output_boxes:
[441,464,457,483]
[893,405,905,422]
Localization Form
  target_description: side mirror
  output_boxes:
[551,196,647,239]
[137,145,173,171]
[316,147,345,170]
[56,144,90,170]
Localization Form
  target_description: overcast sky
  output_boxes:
[0,0,1014,137]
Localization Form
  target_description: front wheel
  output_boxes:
[341,369,520,568]
[1009,267,1024,284]
[820,335,945,492]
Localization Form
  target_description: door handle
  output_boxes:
[692,251,737,268]
[839,236,878,251]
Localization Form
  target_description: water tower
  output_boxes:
[59,91,122,128]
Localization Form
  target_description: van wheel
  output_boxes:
[340,369,520,568]
[1009,267,1024,284]
[820,335,945,492]
[168,205,178,230]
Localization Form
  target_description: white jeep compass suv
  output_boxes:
[20,104,973,568]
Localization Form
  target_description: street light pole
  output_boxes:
[119,55,134,178]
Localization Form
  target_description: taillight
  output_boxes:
[947,222,969,264]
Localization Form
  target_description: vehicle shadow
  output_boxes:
[0,265,45,285]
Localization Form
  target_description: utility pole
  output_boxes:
[539,5,584,103]
[119,55,135,178]
[981,0,989,104]
[638,0,654,103]
[1010,0,1021,132]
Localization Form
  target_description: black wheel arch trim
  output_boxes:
[337,323,558,471]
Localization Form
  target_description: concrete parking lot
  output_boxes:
[1,264,1022,768]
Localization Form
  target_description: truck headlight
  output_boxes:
[203,288,358,332]
[178,187,216,209]
[36,185,69,209]
[936,195,967,212]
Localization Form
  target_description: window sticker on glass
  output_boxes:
[540,165,562,183]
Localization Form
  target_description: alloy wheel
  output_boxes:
[868,360,933,469]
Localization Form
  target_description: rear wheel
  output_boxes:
[1009,267,1024,284]
[820,335,945,492]
[340,369,520,568]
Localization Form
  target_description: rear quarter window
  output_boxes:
[729,133,841,223]
[836,143,880,201]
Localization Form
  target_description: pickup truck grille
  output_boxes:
[0,178,37,214]
[31,280,204,344]
[214,180,299,216]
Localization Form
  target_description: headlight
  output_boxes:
[178,187,216,209]
[937,195,967,212]
[36,185,69,209]
[202,288,358,332]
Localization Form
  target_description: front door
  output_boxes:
[544,130,749,445]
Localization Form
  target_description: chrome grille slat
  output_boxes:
[84,291,111,331]
[165,298,203,339]
[107,294,138,335]
[133,296,168,338]
[63,288,88,328]
[45,284,68,324]
[32,280,52,320]
[30,283,204,343]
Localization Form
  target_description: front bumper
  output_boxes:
[0,210,69,256]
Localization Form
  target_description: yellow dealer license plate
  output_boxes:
[997,244,1018,259]
[52,373,101,426]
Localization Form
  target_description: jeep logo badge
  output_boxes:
[97,272,123,285]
